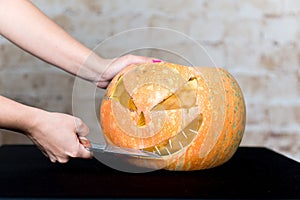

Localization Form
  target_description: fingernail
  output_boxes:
[152,59,162,63]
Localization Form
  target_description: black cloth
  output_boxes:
[0,145,299,199]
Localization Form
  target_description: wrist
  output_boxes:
[0,96,46,134]
[77,52,108,82]
[17,105,48,135]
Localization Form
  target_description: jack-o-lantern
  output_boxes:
[100,62,246,171]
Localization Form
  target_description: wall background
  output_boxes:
[0,0,300,161]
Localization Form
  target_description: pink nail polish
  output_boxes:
[152,59,162,63]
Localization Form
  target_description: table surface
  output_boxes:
[0,145,299,199]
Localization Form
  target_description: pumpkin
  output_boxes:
[100,62,246,171]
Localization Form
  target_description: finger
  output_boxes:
[78,142,93,159]
[95,80,109,88]
[68,137,93,159]
[35,143,50,158]
[133,55,154,63]
[125,55,154,65]
[37,145,56,163]
[56,156,69,163]
[130,55,163,64]
[49,154,57,163]
[74,117,90,137]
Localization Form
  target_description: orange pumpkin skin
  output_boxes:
[100,62,246,171]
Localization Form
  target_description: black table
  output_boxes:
[0,145,299,199]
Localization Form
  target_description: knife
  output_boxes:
[79,137,161,158]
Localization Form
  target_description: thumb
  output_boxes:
[74,117,90,137]
[77,136,93,159]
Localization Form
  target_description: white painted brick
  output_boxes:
[189,17,225,42]
[261,16,300,45]
[0,44,60,72]
[223,19,262,45]
[224,42,261,69]
[245,101,269,126]
[1,0,300,162]
[241,131,300,162]
[200,0,282,19]
[0,71,74,96]
[204,44,226,68]
[267,101,300,128]
[282,0,300,14]
[258,43,299,72]
[229,70,300,105]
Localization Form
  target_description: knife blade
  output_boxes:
[79,137,161,158]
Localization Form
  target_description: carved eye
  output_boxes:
[100,63,246,171]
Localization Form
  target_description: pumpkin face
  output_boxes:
[100,62,246,171]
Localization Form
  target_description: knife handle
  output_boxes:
[78,137,92,150]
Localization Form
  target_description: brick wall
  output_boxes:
[0,0,299,161]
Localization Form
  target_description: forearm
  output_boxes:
[0,0,155,88]
[0,0,96,76]
[0,95,41,133]
[0,95,92,162]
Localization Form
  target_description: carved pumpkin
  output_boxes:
[100,62,246,171]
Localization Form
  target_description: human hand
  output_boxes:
[80,54,161,88]
[25,110,92,163]
[96,55,161,88]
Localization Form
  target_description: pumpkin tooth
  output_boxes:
[179,141,184,149]
[169,139,173,149]
[182,131,188,139]
[189,129,198,134]
[154,145,161,155]
[165,147,171,155]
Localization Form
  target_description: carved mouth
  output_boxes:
[143,114,203,156]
